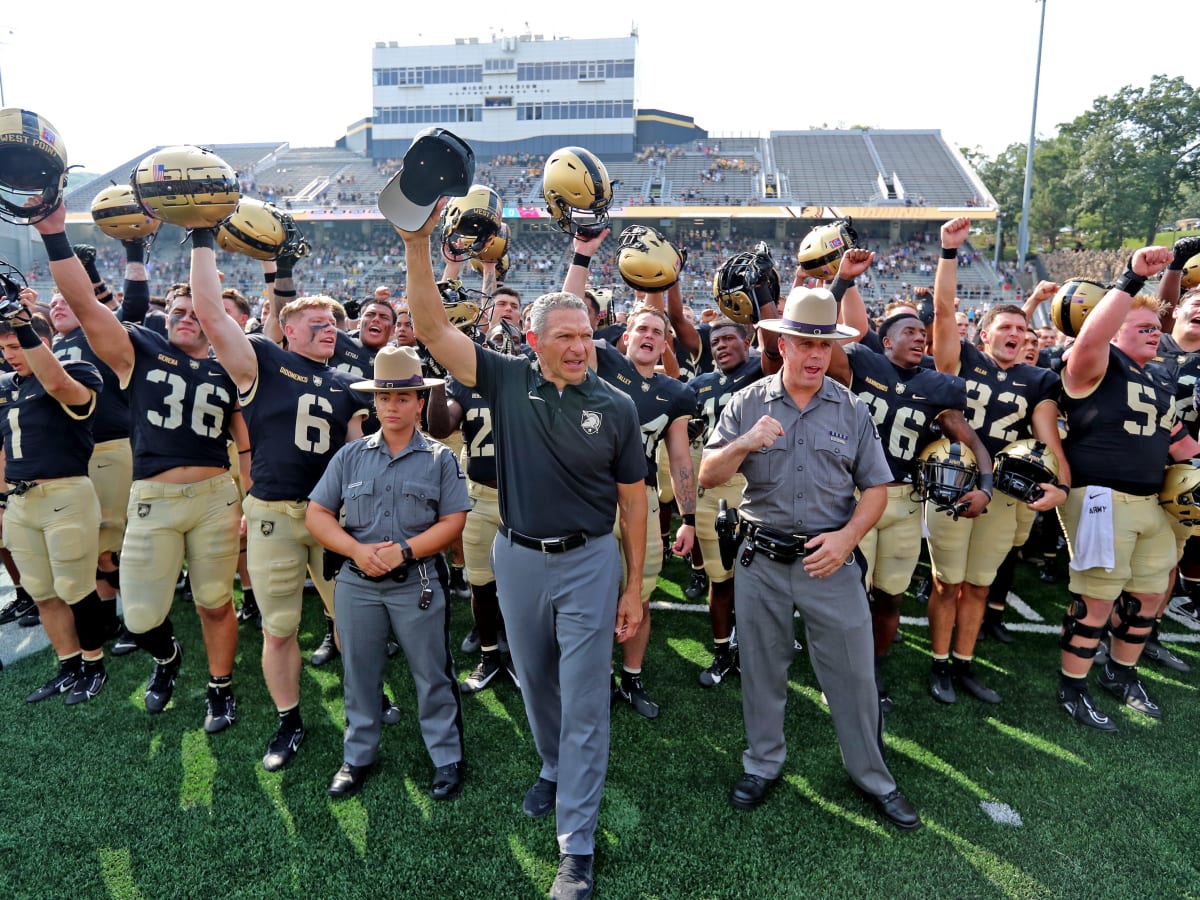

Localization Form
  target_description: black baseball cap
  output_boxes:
[378,128,475,231]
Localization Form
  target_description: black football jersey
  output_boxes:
[240,335,370,500]
[330,330,376,380]
[1063,345,1177,495]
[54,326,130,443]
[0,360,102,481]
[447,376,497,484]
[689,355,764,447]
[674,322,713,382]
[1152,333,1200,440]
[595,341,694,486]
[847,343,967,483]
[124,325,237,479]
[955,341,1059,458]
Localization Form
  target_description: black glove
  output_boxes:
[687,417,706,443]
[1171,236,1200,271]
[73,244,97,269]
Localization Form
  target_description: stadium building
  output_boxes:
[28,31,1002,311]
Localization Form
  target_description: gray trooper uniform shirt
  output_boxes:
[310,429,470,769]
[706,373,899,795]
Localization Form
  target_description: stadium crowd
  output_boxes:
[3,122,1200,900]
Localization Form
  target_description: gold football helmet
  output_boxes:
[1050,279,1107,337]
[0,107,69,224]
[1160,460,1200,529]
[542,147,612,237]
[617,225,685,292]
[90,184,161,241]
[131,145,239,229]
[437,280,486,331]
[441,185,502,261]
[1182,253,1200,291]
[797,219,857,280]
[712,245,780,325]
[217,197,309,261]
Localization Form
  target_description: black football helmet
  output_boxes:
[0,108,69,224]
[993,439,1059,502]
[914,439,979,509]
[712,244,780,325]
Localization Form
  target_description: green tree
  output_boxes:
[1060,74,1200,246]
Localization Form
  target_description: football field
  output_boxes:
[1,555,1198,899]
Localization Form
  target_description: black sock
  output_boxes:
[279,705,302,730]
[209,674,232,691]
[1059,671,1088,691]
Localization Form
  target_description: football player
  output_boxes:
[591,305,696,718]
[1055,246,1199,729]
[189,228,371,770]
[33,206,244,731]
[929,217,1068,707]
[0,304,106,706]
[686,317,764,686]
[829,251,991,712]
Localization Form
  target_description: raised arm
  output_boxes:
[400,201,478,387]
[833,248,875,342]
[32,203,134,381]
[933,217,969,374]
[563,228,608,299]
[4,315,93,408]
[189,230,258,393]
[1063,246,1173,394]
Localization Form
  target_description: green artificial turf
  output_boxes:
[1,551,1199,899]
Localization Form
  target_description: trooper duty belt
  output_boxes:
[740,522,810,565]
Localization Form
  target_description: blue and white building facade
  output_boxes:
[370,33,639,160]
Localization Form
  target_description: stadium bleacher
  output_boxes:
[43,128,1006,310]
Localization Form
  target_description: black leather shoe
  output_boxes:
[429,761,463,800]
[310,630,339,667]
[550,853,594,900]
[729,772,778,810]
[862,788,922,831]
[328,762,372,799]
[523,777,557,818]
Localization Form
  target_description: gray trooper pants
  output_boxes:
[334,561,464,770]
[734,550,897,796]
[491,532,621,856]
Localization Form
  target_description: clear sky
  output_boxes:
[3,0,1195,174]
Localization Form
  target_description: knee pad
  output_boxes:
[1111,591,1155,643]
[1059,593,1107,659]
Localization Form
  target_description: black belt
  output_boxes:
[498,523,588,554]
[346,556,435,583]
[742,522,810,565]
[7,480,39,496]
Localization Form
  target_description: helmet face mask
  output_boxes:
[617,225,684,291]
[993,439,1059,502]
[914,439,979,509]
[91,184,161,241]
[0,108,69,224]
[441,185,502,261]
[1050,279,1107,337]
[131,145,240,230]
[0,258,28,318]
[542,147,613,237]
[1161,460,1200,529]
[712,247,780,325]
[797,219,857,280]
